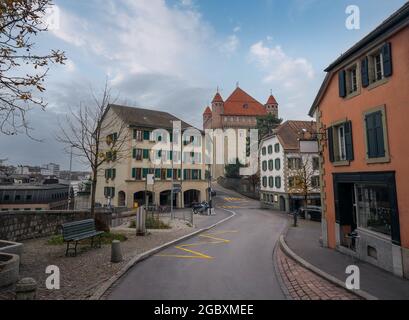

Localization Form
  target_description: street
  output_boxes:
[106,185,288,300]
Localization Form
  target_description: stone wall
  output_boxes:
[218,177,259,200]
[0,210,93,242]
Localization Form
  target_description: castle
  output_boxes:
[203,86,279,178]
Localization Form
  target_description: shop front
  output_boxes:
[333,172,403,276]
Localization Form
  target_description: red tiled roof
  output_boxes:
[212,92,224,103]
[276,120,317,150]
[203,106,212,115]
[223,87,267,116]
[266,95,278,105]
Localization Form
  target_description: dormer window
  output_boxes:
[243,104,248,109]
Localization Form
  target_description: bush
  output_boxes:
[129,217,170,230]
[47,232,127,246]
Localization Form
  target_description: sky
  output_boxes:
[0,0,407,170]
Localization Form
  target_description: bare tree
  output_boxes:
[288,154,318,212]
[57,83,130,224]
[0,0,66,135]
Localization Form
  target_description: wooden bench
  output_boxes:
[62,219,104,257]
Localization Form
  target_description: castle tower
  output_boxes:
[265,94,279,118]
[211,91,224,128]
[203,106,212,130]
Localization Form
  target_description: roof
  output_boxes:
[109,104,195,130]
[0,184,69,191]
[266,95,278,105]
[275,121,317,151]
[212,92,224,103]
[223,87,268,116]
[309,2,409,116]
[203,106,212,115]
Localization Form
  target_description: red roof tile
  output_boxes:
[212,92,224,103]
[223,87,267,116]
[203,106,212,115]
[266,95,278,105]
[276,120,317,150]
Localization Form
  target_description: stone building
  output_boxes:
[259,121,320,213]
[95,104,209,209]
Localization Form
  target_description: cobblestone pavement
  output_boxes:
[0,217,205,300]
[275,246,361,300]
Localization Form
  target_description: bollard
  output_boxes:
[15,277,37,300]
[111,240,123,263]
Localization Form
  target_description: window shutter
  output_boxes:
[112,169,116,179]
[361,57,369,87]
[132,148,136,159]
[338,70,346,97]
[344,121,354,161]
[132,168,136,179]
[327,127,335,163]
[374,112,385,157]
[366,114,377,158]
[382,42,393,77]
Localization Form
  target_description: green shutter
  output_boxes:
[112,169,116,179]
[133,148,137,159]
[366,114,377,158]
[142,168,149,178]
[338,70,346,98]
[327,127,335,163]
[382,42,393,77]
[374,112,385,157]
[361,57,369,87]
[143,149,149,159]
[344,121,354,161]
[167,169,172,179]
[132,168,136,178]
[143,131,150,140]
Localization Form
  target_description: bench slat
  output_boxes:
[62,219,102,242]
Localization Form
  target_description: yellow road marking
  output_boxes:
[155,230,238,260]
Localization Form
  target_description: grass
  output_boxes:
[129,216,171,230]
[47,232,127,246]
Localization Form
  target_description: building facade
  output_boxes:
[95,105,209,209]
[0,184,69,211]
[203,86,279,178]
[259,121,320,213]
[309,3,409,277]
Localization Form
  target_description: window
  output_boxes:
[275,177,281,189]
[312,157,319,171]
[4,195,10,201]
[268,177,274,188]
[268,145,273,154]
[133,129,143,141]
[346,64,358,95]
[362,43,392,87]
[365,110,387,160]
[274,143,280,153]
[133,148,143,161]
[26,195,32,201]
[268,160,274,171]
[327,121,354,163]
[262,147,267,156]
[275,158,281,170]
[262,177,267,188]
[288,158,302,170]
[143,131,151,140]
[132,168,142,180]
[104,187,115,199]
[355,184,392,236]
[105,168,116,180]
[311,176,320,188]
[15,195,21,201]
[262,161,267,171]
[143,149,150,160]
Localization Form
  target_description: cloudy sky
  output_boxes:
[0,0,406,170]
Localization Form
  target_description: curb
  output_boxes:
[89,210,236,300]
[279,235,378,300]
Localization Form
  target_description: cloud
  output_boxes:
[220,34,240,56]
[249,40,314,89]
[233,26,241,33]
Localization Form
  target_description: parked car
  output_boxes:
[299,206,322,222]
[210,189,217,197]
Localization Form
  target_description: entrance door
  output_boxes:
[336,183,356,248]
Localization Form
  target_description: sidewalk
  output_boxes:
[285,219,409,300]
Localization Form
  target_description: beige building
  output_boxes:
[203,86,279,178]
[95,104,209,209]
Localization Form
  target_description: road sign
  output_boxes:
[147,174,154,185]
[172,183,181,193]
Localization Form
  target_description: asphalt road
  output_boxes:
[106,185,288,300]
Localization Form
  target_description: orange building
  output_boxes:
[309,3,409,277]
